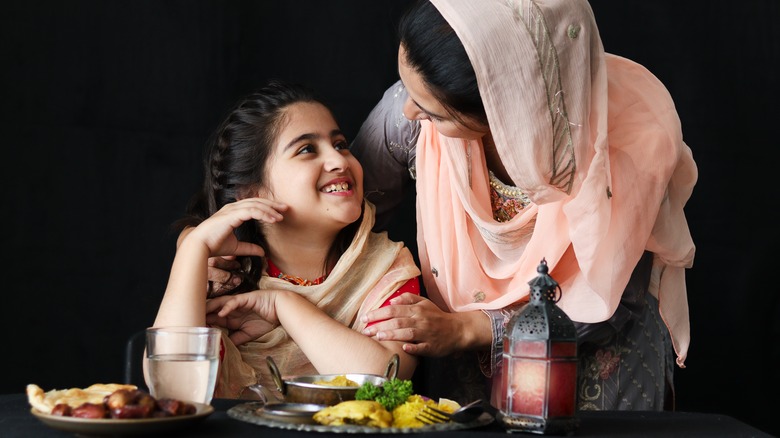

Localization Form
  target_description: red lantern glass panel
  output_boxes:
[547,360,577,417]
[513,339,548,357]
[511,359,546,416]
[550,341,576,358]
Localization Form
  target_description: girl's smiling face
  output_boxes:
[261,101,364,234]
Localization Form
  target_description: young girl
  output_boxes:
[149,80,420,399]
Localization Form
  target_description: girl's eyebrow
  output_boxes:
[283,129,345,151]
[283,133,320,152]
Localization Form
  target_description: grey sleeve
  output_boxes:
[479,305,524,377]
[351,80,420,231]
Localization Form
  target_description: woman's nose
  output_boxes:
[402,97,426,121]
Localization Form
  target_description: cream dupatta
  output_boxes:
[213,201,420,398]
[420,0,696,367]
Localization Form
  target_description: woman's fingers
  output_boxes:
[361,296,459,357]
[361,293,433,335]
[388,293,427,306]
[401,342,432,355]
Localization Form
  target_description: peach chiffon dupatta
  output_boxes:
[420,0,696,368]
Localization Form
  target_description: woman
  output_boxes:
[152,80,420,399]
[352,0,696,411]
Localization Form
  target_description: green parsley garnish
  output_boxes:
[355,378,413,411]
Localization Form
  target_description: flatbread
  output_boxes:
[26,383,137,414]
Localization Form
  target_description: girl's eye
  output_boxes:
[334,140,350,151]
[296,144,316,155]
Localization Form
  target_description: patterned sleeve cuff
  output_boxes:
[478,305,522,377]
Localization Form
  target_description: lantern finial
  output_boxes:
[537,258,548,274]
[528,259,561,304]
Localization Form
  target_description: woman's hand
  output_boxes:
[360,293,491,357]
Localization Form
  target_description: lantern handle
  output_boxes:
[552,284,562,303]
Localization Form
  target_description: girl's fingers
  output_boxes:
[244,197,288,212]
[217,295,251,317]
[205,295,232,313]
[231,197,288,221]
[207,264,236,285]
[209,256,241,270]
[233,241,265,257]
[228,330,255,346]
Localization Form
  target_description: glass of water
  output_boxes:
[145,326,220,404]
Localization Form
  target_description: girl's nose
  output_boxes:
[323,147,349,172]
[402,97,427,121]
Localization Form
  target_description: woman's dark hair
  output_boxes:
[398,0,487,127]
[175,80,361,293]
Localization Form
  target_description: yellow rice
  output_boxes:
[311,375,359,387]
[391,395,457,428]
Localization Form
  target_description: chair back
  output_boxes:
[124,330,148,390]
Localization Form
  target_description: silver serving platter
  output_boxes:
[227,401,494,434]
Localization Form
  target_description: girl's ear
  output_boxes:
[240,185,271,200]
[235,189,249,201]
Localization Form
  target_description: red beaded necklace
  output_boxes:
[266,259,326,286]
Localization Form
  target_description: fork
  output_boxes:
[416,405,452,425]
[416,399,484,425]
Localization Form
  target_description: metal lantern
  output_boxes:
[498,259,579,435]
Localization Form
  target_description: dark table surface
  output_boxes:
[2,393,773,437]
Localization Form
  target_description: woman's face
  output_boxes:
[398,45,488,140]
[261,101,364,233]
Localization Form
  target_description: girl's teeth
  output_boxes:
[325,182,349,193]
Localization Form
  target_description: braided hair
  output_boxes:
[176,80,359,293]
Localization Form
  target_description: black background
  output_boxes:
[3,1,778,436]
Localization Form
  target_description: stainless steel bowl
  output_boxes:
[266,354,399,406]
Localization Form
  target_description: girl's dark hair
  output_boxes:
[398,0,487,128]
[175,80,360,293]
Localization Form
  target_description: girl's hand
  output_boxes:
[206,256,243,297]
[360,293,486,357]
[179,227,244,296]
[185,198,287,258]
[205,290,283,345]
